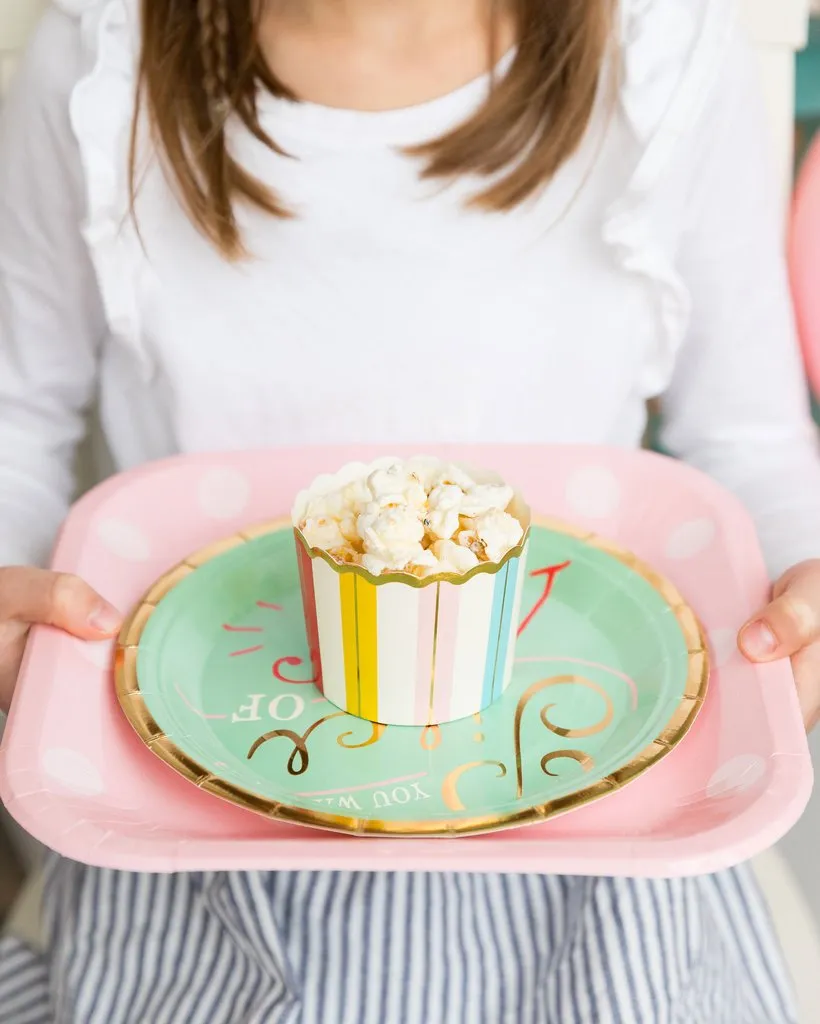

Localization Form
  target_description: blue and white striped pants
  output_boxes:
[0,858,795,1023]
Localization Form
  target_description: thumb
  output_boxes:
[0,567,122,640]
[739,566,820,662]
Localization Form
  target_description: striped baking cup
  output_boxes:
[292,460,530,726]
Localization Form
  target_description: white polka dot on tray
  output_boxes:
[42,748,104,796]
[96,517,151,561]
[665,518,716,560]
[197,467,252,520]
[706,754,767,799]
[72,636,116,670]
[564,466,621,519]
[709,628,739,669]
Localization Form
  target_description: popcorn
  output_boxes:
[431,539,480,574]
[412,548,440,569]
[296,457,525,577]
[362,543,431,577]
[327,546,362,566]
[456,529,485,559]
[433,463,476,492]
[474,509,525,563]
[361,553,390,576]
[304,492,347,521]
[406,548,441,578]
[428,484,463,511]
[357,506,425,557]
[424,509,461,542]
[367,465,426,512]
[424,484,463,541]
[341,478,373,516]
[339,515,360,544]
[459,483,514,518]
[301,516,347,550]
[404,456,441,492]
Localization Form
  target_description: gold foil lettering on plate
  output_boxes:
[420,725,442,751]
[540,681,614,739]
[336,722,386,749]
[442,761,508,812]
[247,711,347,776]
[514,675,614,798]
[540,750,594,777]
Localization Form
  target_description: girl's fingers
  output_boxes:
[0,566,122,638]
[739,562,820,662]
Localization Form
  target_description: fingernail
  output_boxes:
[739,620,778,659]
[87,602,122,634]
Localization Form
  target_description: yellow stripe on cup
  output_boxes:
[339,573,379,721]
[356,580,379,721]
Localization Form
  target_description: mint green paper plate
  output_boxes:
[116,519,708,837]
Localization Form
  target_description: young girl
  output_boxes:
[1,0,819,1020]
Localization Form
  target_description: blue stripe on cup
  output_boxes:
[481,561,513,709]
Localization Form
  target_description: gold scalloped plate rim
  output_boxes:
[115,515,709,838]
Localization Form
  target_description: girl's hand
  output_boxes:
[740,559,820,732]
[0,567,122,714]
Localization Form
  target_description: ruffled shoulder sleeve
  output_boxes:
[55,0,152,376]
[604,0,739,396]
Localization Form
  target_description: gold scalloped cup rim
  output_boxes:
[293,523,531,588]
[293,469,532,588]
[115,515,709,838]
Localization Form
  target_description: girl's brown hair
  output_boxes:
[132,0,612,259]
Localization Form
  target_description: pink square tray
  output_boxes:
[0,445,812,876]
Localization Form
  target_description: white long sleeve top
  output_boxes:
[1,0,819,579]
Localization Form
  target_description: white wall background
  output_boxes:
[2,0,820,925]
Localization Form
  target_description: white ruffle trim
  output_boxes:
[604,0,737,396]
[58,0,735,393]
[60,0,152,376]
